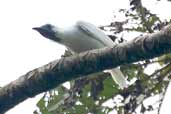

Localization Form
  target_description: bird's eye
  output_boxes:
[46,24,52,29]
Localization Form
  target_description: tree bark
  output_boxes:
[0,25,171,114]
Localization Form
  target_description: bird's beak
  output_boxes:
[32,27,60,42]
[32,27,40,31]
[32,27,51,37]
[32,27,49,36]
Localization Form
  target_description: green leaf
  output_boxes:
[99,77,119,100]
[37,97,51,114]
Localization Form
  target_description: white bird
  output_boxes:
[33,21,128,89]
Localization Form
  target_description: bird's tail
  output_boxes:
[105,68,128,89]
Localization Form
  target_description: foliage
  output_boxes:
[34,0,171,114]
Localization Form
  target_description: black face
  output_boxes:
[33,24,61,42]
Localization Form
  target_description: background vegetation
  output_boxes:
[34,0,171,114]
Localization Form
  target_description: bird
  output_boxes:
[33,21,128,89]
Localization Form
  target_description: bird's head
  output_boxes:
[33,24,62,42]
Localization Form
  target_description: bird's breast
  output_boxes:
[63,28,106,53]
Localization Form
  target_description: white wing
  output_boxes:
[76,21,115,47]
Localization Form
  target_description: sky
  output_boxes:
[0,0,170,114]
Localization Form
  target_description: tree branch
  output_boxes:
[0,25,171,113]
